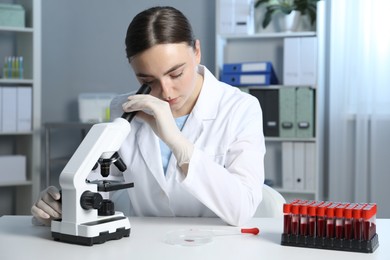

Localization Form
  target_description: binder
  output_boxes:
[300,37,318,86]
[249,89,279,136]
[283,37,300,85]
[218,0,235,34]
[17,87,32,132]
[283,37,318,86]
[279,87,296,138]
[222,61,273,74]
[282,142,294,189]
[293,142,305,190]
[221,72,277,86]
[296,87,314,138]
[1,86,17,132]
[218,0,254,35]
[304,142,316,190]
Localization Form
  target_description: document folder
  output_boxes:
[296,87,314,138]
[222,61,273,74]
[279,87,296,138]
[221,73,272,86]
[249,89,279,136]
[282,142,294,189]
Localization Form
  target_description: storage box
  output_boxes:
[0,4,25,28]
[0,155,26,183]
[78,93,117,123]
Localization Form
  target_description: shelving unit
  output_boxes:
[215,1,326,201]
[0,0,41,215]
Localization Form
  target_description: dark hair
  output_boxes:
[125,6,196,60]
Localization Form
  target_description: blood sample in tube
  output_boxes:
[352,204,366,240]
[316,202,332,238]
[325,203,340,238]
[343,203,357,240]
[362,203,377,240]
[335,203,349,239]
[307,201,324,237]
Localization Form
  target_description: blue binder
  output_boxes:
[220,72,277,86]
[222,61,273,74]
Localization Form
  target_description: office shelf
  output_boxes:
[215,0,326,201]
[0,0,41,215]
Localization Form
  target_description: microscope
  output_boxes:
[51,84,151,246]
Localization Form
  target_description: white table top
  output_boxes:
[0,216,388,260]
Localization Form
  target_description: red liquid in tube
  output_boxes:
[283,200,300,235]
[343,203,357,240]
[325,203,340,238]
[307,201,324,237]
[316,202,332,238]
[335,203,349,239]
[352,204,366,240]
[362,203,377,240]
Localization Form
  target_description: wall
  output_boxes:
[41,0,216,123]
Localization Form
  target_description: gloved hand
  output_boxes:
[31,186,62,226]
[122,94,193,171]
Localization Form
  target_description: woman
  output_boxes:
[32,6,265,226]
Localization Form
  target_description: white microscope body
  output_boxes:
[51,84,150,246]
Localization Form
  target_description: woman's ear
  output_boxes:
[194,39,201,64]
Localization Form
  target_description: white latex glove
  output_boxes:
[123,94,193,171]
[31,186,62,226]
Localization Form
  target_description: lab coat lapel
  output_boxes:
[135,122,168,192]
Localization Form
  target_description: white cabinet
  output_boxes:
[0,0,41,214]
[215,1,326,201]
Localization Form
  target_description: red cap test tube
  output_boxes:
[343,203,358,240]
[299,201,316,236]
[325,203,340,238]
[352,203,367,240]
[335,203,349,239]
[283,199,300,235]
[362,203,377,240]
[290,200,309,235]
[316,201,332,237]
[307,201,324,237]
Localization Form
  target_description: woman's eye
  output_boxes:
[171,72,183,79]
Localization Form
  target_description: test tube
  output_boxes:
[283,199,300,235]
[343,203,358,240]
[325,203,340,239]
[334,203,349,239]
[316,201,332,238]
[362,203,377,241]
[307,201,324,237]
[299,201,316,236]
[352,204,366,240]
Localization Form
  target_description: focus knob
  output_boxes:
[80,191,103,210]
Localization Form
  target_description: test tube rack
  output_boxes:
[280,200,379,253]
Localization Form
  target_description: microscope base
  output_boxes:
[51,213,131,246]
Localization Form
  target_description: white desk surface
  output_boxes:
[0,216,388,260]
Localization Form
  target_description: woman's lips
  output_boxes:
[167,97,179,105]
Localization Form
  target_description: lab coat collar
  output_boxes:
[191,65,220,121]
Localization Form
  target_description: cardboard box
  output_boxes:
[0,3,25,28]
[0,155,26,183]
[78,93,117,123]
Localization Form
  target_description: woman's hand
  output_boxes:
[122,95,193,172]
[31,186,62,226]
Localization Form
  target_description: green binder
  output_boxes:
[279,87,296,138]
[296,87,314,138]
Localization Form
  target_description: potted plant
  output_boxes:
[255,0,319,29]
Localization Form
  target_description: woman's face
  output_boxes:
[130,41,202,118]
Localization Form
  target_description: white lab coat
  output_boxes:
[109,65,265,226]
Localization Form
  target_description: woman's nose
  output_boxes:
[160,80,173,100]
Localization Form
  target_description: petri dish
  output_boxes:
[164,229,213,246]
